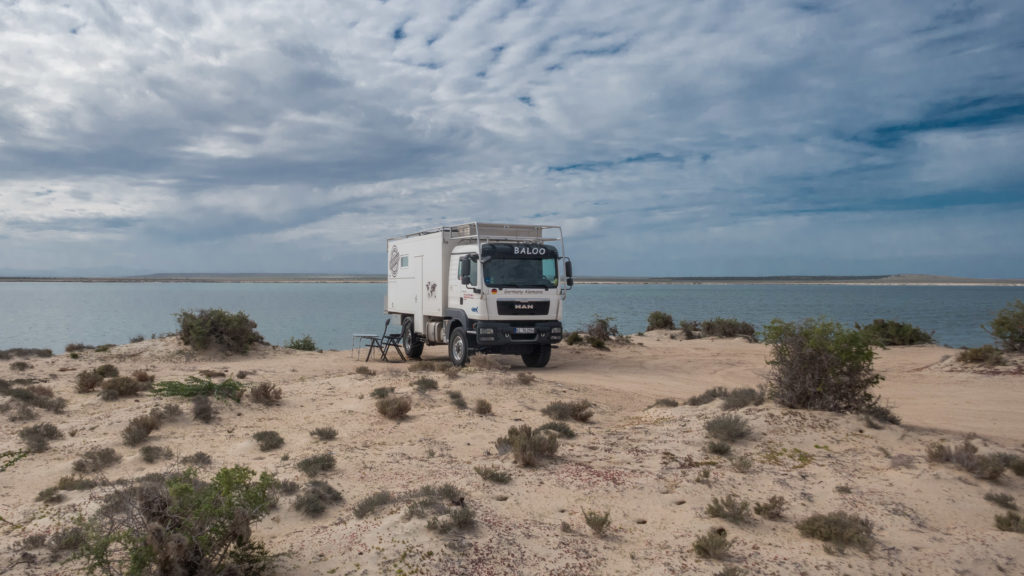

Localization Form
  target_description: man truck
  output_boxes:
[386,222,574,367]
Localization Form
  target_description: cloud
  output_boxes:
[0,0,1022,277]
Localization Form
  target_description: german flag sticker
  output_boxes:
[491,288,498,294]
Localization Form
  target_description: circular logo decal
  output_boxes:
[389,245,400,277]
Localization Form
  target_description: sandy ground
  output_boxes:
[2,334,1023,575]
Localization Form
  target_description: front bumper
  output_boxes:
[472,320,563,346]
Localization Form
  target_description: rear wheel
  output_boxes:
[448,326,469,367]
[402,317,423,359]
[522,345,551,368]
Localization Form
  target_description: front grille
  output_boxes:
[497,300,550,315]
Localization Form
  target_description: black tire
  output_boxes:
[449,326,469,367]
[402,317,423,359]
[522,345,551,368]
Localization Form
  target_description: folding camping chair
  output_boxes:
[360,317,406,362]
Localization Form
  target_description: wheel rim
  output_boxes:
[403,325,413,353]
[453,336,465,362]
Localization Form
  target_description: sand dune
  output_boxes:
[2,334,1022,575]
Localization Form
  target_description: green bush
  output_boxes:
[986,300,1024,352]
[153,376,245,401]
[764,318,884,414]
[94,364,119,378]
[582,509,611,536]
[75,466,276,575]
[796,511,875,552]
[702,317,758,341]
[565,331,583,345]
[647,311,675,331]
[957,345,1006,366]
[857,319,933,346]
[285,335,317,351]
[586,316,619,343]
[175,308,264,353]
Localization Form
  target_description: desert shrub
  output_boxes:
[445,366,461,379]
[285,335,317,351]
[181,452,213,467]
[586,316,619,343]
[192,395,215,423]
[129,334,145,343]
[175,308,264,353]
[927,440,1006,480]
[541,400,593,422]
[3,400,37,421]
[652,398,678,408]
[536,421,576,438]
[376,395,412,419]
[19,422,63,452]
[706,441,732,456]
[583,509,611,536]
[862,402,902,425]
[995,511,1024,533]
[702,318,758,341]
[353,490,393,518]
[140,445,173,463]
[474,399,493,415]
[95,344,114,352]
[75,370,102,393]
[995,453,1024,476]
[764,318,884,414]
[686,387,728,406]
[249,382,283,406]
[294,481,344,517]
[834,484,852,494]
[469,355,508,371]
[857,319,933,346]
[132,370,155,383]
[199,369,227,378]
[426,505,476,534]
[474,466,511,484]
[985,492,1018,510]
[10,361,31,371]
[297,453,336,477]
[565,331,584,345]
[495,425,558,467]
[516,372,536,385]
[693,527,732,559]
[408,360,447,372]
[156,404,183,420]
[101,376,146,399]
[310,427,337,441]
[94,364,119,378]
[66,343,91,352]
[413,377,439,392]
[986,300,1024,352]
[705,414,752,443]
[754,495,787,520]
[647,311,675,331]
[732,454,754,473]
[796,511,875,552]
[371,386,394,399]
[74,466,275,575]
[721,387,764,410]
[0,348,52,359]
[0,381,67,413]
[37,486,64,503]
[253,431,284,451]
[957,345,1005,366]
[58,476,100,490]
[447,390,468,409]
[122,414,160,446]
[356,365,375,376]
[21,533,47,549]
[706,494,752,524]
[73,447,122,473]
[153,376,245,401]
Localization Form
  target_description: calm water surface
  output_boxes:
[1,282,1022,352]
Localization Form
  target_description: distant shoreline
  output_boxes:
[1,274,1022,286]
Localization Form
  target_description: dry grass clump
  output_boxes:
[536,421,576,438]
[706,494,752,524]
[495,425,558,467]
[705,414,752,443]
[408,361,447,372]
[706,440,732,456]
[541,400,594,422]
[19,422,63,452]
[732,454,754,473]
[447,390,468,409]
[516,372,536,385]
[686,386,728,406]
[0,348,51,360]
[985,492,1018,510]
[132,369,155,383]
[693,527,732,559]
[294,480,344,517]
[192,396,215,423]
[140,445,173,463]
[754,496,787,520]
[995,511,1024,532]
[249,382,283,406]
[181,451,213,467]
[413,376,439,392]
[253,431,284,451]
[58,476,100,490]
[957,345,1005,366]
[408,485,475,534]
[122,414,161,446]
[583,509,611,536]
[297,453,336,477]
[355,365,375,376]
[76,370,104,393]
[721,387,765,410]
[65,343,91,353]
[37,486,64,504]
[445,366,461,379]
[796,511,875,552]
[474,399,493,415]
[652,398,679,408]
[72,447,122,473]
[0,380,67,413]
[9,361,31,371]
[94,364,119,378]
[310,427,337,441]
[474,465,511,484]
[376,395,412,420]
[199,369,227,379]
[371,386,394,399]
[469,355,509,371]
[927,440,1006,480]
[101,376,147,400]
[353,490,394,518]
[1,400,37,421]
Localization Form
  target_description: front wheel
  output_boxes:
[522,345,551,368]
[402,317,423,359]
[448,326,469,367]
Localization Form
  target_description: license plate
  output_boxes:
[514,327,536,334]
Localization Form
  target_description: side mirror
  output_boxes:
[459,257,471,285]
[564,259,573,280]
[567,277,574,288]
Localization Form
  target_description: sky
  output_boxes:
[0,0,1022,278]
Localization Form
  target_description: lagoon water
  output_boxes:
[1,282,1022,352]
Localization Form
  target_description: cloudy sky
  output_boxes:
[1,0,1022,277]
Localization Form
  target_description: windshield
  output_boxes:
[483,257,558,289]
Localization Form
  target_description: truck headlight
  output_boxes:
[479,328,494,335]
[551,327,562,334]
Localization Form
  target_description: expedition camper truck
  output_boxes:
[386,223,574,367]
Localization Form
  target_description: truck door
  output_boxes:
[415,255,424,333]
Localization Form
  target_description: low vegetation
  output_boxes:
[856,319,933,346]
[72,447,121,473]
[686,386,728,406]
[995,511,1024,533]
[377,395,412,419]
[447,390,468,409]
[248,382,283,406]
[582,509,611,536]
[536,421,576,438]
[294,481,344,517]
[706,494,752,524]
[181,452,213,467]
[541,400,594,422]
[706,440,731,456]
[140,445,173,463]
[0,348,52,360]
[192,396,215,423]
[122,414,162,446]
[957,345,1005,366]
[754,495,788,520]
[702,317,758,341]
[254,431,285,451]
[19,422,63,452]
[153,376,245,401]
[0,380,67,413]
[285,335,317,351]
[474,465,512,484]
[692,527,732,559]
[985,299,1024,352]
[371,386,394,399]
[721,387,764,410]
[310,427,337,441]
[9,361,30,371]
[796,511,875,552]
[353,490,394,519]
[927,440,1006,480]
[100,376,147,400]
[175,308,264,353]
[652,398,679,408]
[297,453,336,477]
[474,399,493,415]
[495,425,558,467]
[355,365,375,376]
[985,492,1018,510]
[705,414,752,443]
[76,370,103,392]
[413,376,439,392]
[647,311,675,330]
